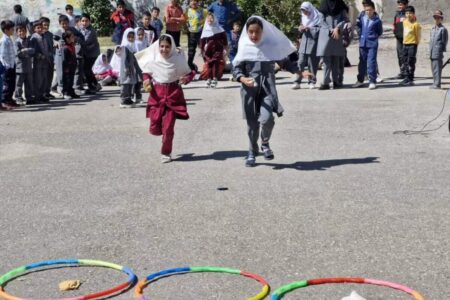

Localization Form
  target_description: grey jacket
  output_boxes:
[15,37,34,73]
[299,14,323,55]
[119,47,142,85]
[316,11,348,57]
[79,25,100,58]
[430,24,448,60]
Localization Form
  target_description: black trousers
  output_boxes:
[83,57,98,90]
[396,38,404,73]
[166,30,181,47]
[63,70,76,95]
[46,62,54,95]
[15,72,34,100]
[2,68,16,102]
[401,44,417,81]
[74,58,85,89]
[187,31,201,71]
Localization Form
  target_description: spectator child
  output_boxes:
[353,0,383,90]
[137,12,158,44]
[30,21,50,103]
[399,5,421,86]
[200,13,227,88]
[229,21,241,63]
[393,0,409,78]
[11,4,30,33]
[136,34,195,163]
[92,52,118,86]
[185,0,208,71]
[40,17,55,99]
[150,7,164,38]
[79,13,101,94]
[15,25,35,105]
[111,0,135,45]
[66,4,76,28]
[135,27,149,52]
[0,20,17,109]
[165,0,185,47]
[429,10,448,89]
[62,31,79,99]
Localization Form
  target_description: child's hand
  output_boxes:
[143,79,152,92]
[331,28,341,40]
[241,77,255,88]
[179,76,189,85]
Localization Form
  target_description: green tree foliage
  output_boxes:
[236,0,262,21]
[81,0,114,36]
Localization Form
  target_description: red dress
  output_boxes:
[200,32,228,80]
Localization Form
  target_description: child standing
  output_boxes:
[118,29,143,107]
[0,20,16,109]
[229,21,241,63]
[137,12,158,44]
[40,17,55,100]
[65,4,76,28]
[31,21,51,103]
[136,34,195,163]
[353,0,383,90]
[150,7,164,39]
[135,27,149,52]
[233,16,297,167]
[393,0,409,79]
[429,10,448,89]
[185,0,208,71]
[15,25,35,105]
[79,13,100,94]
[399,6,421,86]
[0,61,4,110]
[200,13,227,88]
[62,31,78,99]
[111,0,135,45]
[292,1,322,90]
[164,0,185,47]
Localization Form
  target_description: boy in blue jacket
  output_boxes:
[353,0,383,90]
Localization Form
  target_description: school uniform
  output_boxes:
[62,43,77,96]
[393,10,407,74]
[0,34,17,103]
[356,12,383,84]
[73,28,86,91]
[118,46,142,103]
[430,24,448,88]
[201,27,228,80]
[137,21,158,43]
[43,31,55,97]
[150,18,164,39]
[79,25,100,91]
[30,32,50,101]
[15,36,35,101]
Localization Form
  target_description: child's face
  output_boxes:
[170,0,176,5]
[127,32,135,43]
[142,15,150,26]
[434,16,443,25]
[66,8,73,16]
[42,21,50,32]
[233,23,241,32]
[406,11,414,21]
[102,55,107,64]
[81,17,90,28]
[365,6,375,18]
[117,5,125,14]
[137,30,145,41]
[60,20,70,31]
[397,2,407,11]
[159,40,171,59]
[207,15,214,25]
[5,27,15,36]
[116,48,122,57]
[34,25,43,35]
[65,34,75,44]
[151,10,159,19]
[301,9,310,17]
[247,23,263,44]
[190,0,198,8]
[17,27,27,39]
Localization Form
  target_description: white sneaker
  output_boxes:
[211,79,218,88]
[309,83,316,89]
[291,83,301,90]
[368,83,376,90]
[352,81,365,88]
[376,77,383,83]
[206,79,211,88]
[161,154,172,163]
[63,94,72,100]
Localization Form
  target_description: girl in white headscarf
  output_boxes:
[92,53,118,86]
[232,16,297,167]
[121,28,137,53]
[135,34,195,163]
[116,42,143,108]
[292,2,323,90]
[200,13,228,88]
[134,27,149,52]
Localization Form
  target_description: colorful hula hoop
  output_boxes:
[271,277,424,300]
[0,259,137,300]
[134,266,270,300]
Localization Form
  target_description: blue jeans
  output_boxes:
[357,46,378,83]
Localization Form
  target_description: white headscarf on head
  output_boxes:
[110,46,122,75]
[200,15,225,39]
[134,27,149,52]
[92,53,112,74]
[135,34,191,84]
[232,16,297,66]
[301,2,322,27]
[121,28,137,53]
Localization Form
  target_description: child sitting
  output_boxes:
[200,13,227,88]
[93,52,118,86]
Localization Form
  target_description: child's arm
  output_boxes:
[143,73,153,92]
[179,70,196,85]
[416,23,422,45]
[444,28,449,52]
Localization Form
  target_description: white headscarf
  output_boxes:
[121,28,137,53]
[135,27,149,52]
[232,16,297,66]
[200,16,225,39]
[135,34,191,84]
[301,2,322,27]
[110,46,122,75]
[92,53,112,74]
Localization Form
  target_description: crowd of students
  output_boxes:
[0,0,448,165]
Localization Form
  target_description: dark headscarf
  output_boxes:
[319,0,349,16]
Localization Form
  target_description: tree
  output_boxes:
[236,0,262,21]
[82,0,114,36]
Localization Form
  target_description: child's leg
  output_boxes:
[396,39,404,72]
[321,56,332,85]
[187,32,197,70]
[134,82,142,100]
[401,45,410,80]
[309,54,320,84]
[62,72,70,95]
[4,68,16,102]
[431,58,443,87]
[120,84,132,101]
[24,72,34,100]
[74,58,85,90]
[161,110,176,155]
[367,47,378,84]
[15,73,25,99]
[46,63,54,96]
[296,53,308,83]
[259,95,275,144]
[84,57,98,90]
[246,117,260,154]
[357,47,368,83]
[408,45,417,81]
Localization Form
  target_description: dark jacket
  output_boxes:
[357,12,383,48]
[30,33,50,68]
[63,44,77,73]
[393,10,406,40]
[137,21,159,43]
[43,31,54,62]
[15,37,35,73]
[79,25,100,58]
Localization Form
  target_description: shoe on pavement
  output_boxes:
[318,84,330,90]
[352,81,365,88]
[120,99,135,108]
[261,143,275,160]
[369,83,376,90]
[309,83,316,89]
[161,154,172,163]
[245,151,257,167]
[291,82,301,90]
[63,94,73,100]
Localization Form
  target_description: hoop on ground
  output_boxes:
[0,259,137,300]
[134,266,270,300]
[271,277,424,300]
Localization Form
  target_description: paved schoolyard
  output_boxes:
[0,28,449,299]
